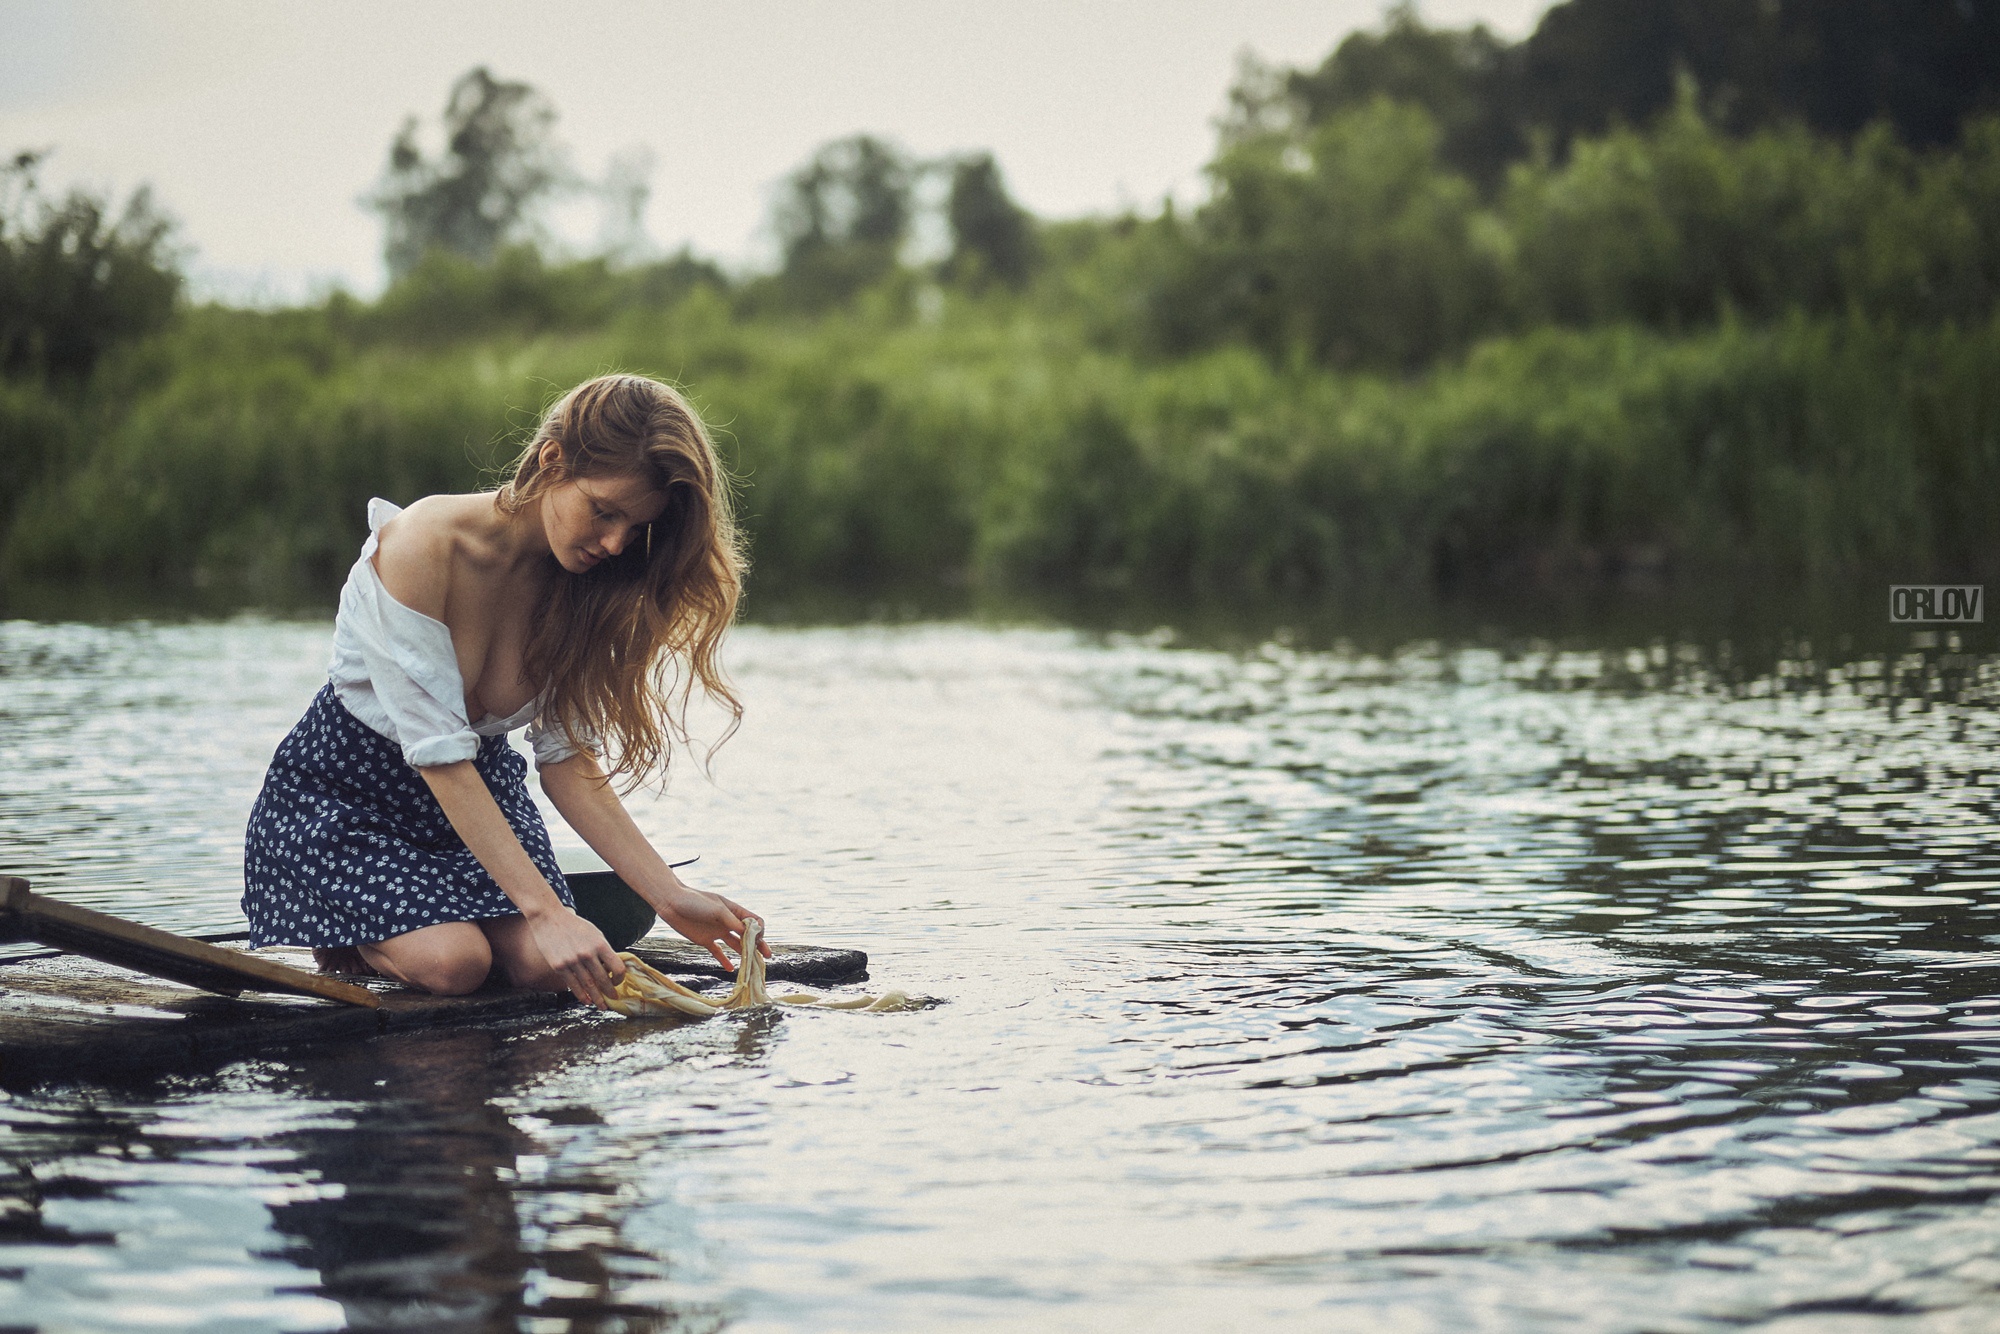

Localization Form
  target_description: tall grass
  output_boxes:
[8,290,1993,598]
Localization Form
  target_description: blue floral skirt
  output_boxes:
[242,683,572,948]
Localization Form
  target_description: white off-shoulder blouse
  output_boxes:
[329,498,586,770]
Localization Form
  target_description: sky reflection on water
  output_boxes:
[2,615,1998,1331]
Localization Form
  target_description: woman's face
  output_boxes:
[540,467,669,575]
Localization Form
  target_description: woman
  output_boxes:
[242,373,763,1008]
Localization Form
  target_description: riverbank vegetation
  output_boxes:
[4,1,1997,604]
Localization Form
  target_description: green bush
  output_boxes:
[0,159,181,382]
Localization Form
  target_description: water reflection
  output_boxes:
[0,1013,778,1332]
[2,613,1998,1329]
[269,1029,568,1332]
[263,1020,754,1333]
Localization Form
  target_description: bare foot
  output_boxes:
[313,946,379,977]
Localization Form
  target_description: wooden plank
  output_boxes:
[0,878,378,1008]
[0,953,568,1082]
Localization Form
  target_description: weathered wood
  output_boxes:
[0,953,563,1081]
[0,876,31,944]
[0,878,378,1008]
[0,936,871,1083]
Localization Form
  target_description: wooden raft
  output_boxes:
[0,879,868,1082]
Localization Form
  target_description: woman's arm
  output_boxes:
[538,752,768,968]
[419,761,628,1004]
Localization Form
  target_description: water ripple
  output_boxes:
[2,616,1998,1329]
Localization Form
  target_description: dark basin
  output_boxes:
[565,870,657,951]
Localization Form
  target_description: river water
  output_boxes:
[2,611,1999,1332]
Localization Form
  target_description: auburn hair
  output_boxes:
[498,373,745,786]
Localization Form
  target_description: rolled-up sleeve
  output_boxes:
[526,707,596,769]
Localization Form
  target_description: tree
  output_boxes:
[0,150,181,381]
[596,147,655,264]
[944,153,1037,288]
[366,67,569,281]
[1156,99,1497,370]
[1518,0,2000,151]
[1288,3,1521,191]
[770,135,913,308]
[1284,0,2000,195]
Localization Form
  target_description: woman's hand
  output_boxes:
[536,753,770,973]
[526,904,627,1008]
[659,886,770,970]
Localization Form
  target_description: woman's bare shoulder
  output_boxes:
[372,494,478,621]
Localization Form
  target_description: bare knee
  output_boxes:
[360,929,493,996]
[409,952,493,996]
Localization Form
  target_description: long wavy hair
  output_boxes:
[498,373,745,786]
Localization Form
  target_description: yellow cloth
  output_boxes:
[603,917,918,1018]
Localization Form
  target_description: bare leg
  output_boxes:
[478,914,570,994]
[357,921,494,996]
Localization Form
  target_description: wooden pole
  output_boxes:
[0,878,379,1008]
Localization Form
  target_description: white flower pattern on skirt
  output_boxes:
[242,684,572,947]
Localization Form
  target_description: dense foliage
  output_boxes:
[1156,92,2000,369]
[0,153,181,542]
[6,289,1992,599]
[1299,0,2000,189]
[2,6,1997,604]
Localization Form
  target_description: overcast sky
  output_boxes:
[0,0,1549,302]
